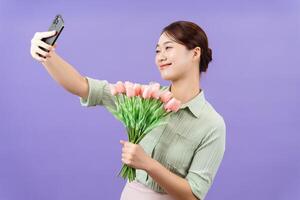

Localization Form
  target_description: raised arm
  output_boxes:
[30,30,88,99]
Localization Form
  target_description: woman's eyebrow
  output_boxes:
[156,41,173,48]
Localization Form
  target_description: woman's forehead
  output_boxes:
[158,33,172,43]
[156,33,177,48]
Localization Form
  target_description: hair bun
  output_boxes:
[207,48,212,62]
[200,48,212,73]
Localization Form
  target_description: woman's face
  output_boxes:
[155,32,198,81]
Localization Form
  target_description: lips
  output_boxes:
[160,63,172,69]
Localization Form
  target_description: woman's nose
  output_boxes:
[158,54,167,62]
[160,58,167,62]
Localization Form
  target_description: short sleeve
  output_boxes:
[79,76,117,111]
[185,119,226,200]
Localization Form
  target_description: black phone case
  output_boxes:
[41,14,64,53]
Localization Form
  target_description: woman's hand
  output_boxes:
[120,140,153,171]
[30,30,57,62]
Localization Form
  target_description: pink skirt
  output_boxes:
[120,180,175,200]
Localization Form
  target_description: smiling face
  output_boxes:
[155,32,200,81]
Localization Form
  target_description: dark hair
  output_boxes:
[161,21,212,74]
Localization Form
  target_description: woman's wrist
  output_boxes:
[144,157,158,173]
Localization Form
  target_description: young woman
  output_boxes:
[30,20,226,200]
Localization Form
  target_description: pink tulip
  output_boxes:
[115,81,126,94]
[140,84,146,96]
[142,85,152,99]
[133,83,142,96]
[124,81,135,97]
[160,90,173,103]
[151,89,161,99]
[124,81,134,87]
[164,98,181,112]
[149,82,161,99]
[149,81,160,90]
[173,99,181,112]
[109,84,117,96]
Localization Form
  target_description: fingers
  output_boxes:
[120,140,127,145]
[35,46,50,57]
[30,45,46,62]
[120,140,129,151]
[122,153,132,160]
[32,53,47,62]
[35,30,57,39]
[30,30,57,63]
[31,45,55,63]
[36,40,53,52]
[120,140,138,165]
[120,140,134,148]
[121,150,133,165]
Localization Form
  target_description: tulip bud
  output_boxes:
[160,90,173,103]
[109,84,117,96]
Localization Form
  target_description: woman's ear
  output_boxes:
[193,47,201,61]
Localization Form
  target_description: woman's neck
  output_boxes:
[170,77,201,105]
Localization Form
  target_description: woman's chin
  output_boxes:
[160,73,174,81]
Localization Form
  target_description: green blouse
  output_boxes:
[79,76,226,200]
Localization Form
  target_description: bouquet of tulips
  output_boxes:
[107,81,181,182]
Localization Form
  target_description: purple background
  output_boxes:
[0,0,299,199]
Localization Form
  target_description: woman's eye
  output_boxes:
[155,47,171,53]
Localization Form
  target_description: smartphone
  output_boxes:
[40,14,64,53]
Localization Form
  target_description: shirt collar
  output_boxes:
[166,85,206,119]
